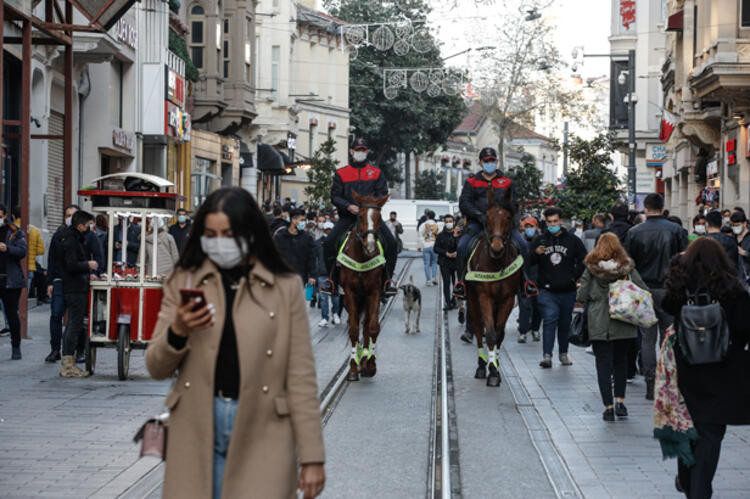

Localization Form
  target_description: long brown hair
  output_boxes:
[665,237,744,302]
[584,232,630,267]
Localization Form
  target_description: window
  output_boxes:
[224,18,229,34]
[192,158,219,206]
[309,123,316,156]
[245,18,252,83]
[216,22,221,74]
[271,45,280,100]
[693,5,698,62]
[190,6,205,69]
[110,61,123,127]
[743,0,750,27]
[223,40,230,78]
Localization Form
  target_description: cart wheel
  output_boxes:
[117,324,131,381]
[85,338,96,376]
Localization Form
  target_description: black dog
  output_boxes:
[400,276,422,334]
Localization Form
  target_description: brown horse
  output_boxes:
[339,191,390,381]
[466,187,521,386]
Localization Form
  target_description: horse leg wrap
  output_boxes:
[488,348,499,369]
[367,340,377,360]
[477,347,488,363]
[352,344,363,366]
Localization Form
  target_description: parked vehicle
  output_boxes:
[382,199,459,251]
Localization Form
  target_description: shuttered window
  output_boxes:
[47,111,64,231]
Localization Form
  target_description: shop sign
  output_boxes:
[707,159,718,178]
[646,143,666,167]
[636,169,655,193]
[726,139,737,166]
[619,0,636,32]
[165,102,191,142]
[112,128,135,153]
[114,18,137,50]
[166,67,185,108]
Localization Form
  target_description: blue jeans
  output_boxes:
[537,290,576,356]
[27,270,34,293]
[49,280,66,352]
[317,276,340,320]
[213,397,239,499]
[422,246,438,281]
[517,292,542,335]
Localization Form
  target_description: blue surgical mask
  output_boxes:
[548,225,561,234]
[524,228,537,239]
[482,162,498,175]
[297,221,307,231]
[285,216,290,223]
[177,215,187,224]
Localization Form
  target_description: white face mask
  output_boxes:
[733,225,743,235]
[444,223,454,230]
[200,236,248,269]
[723,217,730,225]
[694,224,706,234]
[65,216,72,226]
[353,151,368,163]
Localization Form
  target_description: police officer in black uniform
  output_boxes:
[320,138,398,297]
[453,146,538,299]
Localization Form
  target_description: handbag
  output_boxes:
[609,276,658,327]
[676,291,730,365]
[133,413,169,460]
[569,305,590,347]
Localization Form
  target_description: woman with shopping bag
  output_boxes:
[576,233,650,422]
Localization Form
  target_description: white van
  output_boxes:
[382,199,459,251]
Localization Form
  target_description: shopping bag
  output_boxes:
[609,278,658,327]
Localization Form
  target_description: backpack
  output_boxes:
[676,290,730,365]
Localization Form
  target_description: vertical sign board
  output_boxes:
[646,143,666,167]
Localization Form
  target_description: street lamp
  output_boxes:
[441,45,496,62]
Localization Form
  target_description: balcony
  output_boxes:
[690,38,750,106]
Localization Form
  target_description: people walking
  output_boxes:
[12,206,43,295]
[600,203,632,243]
[517,215,541,343]
[315,221,340,327]
[576,233,649,421]
[387,211,404,253]
[419,210,439,286]
[144,218,180,276]
[433,214,459,310]
[582,213,607,252]
[274,209,317,287]
[731,211,750,280]
[46,204,78,363]
[145,187,325,499]
[168,208,192,254]
[57,210,97,377]
[689,214,707,242]
[623,193,686,400]
[662,237,750,498]
[705,211,739,272]
[113,217,141,266]
[268,206,288,236]
[0,205,27,360]
[531,207,587,368]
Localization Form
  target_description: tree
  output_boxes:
[414,170,445,200]
[325,0,466,186]
[304,139,339,210]
[552,132,623,222]
[507,152,545,212]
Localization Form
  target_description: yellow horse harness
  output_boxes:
[465,242,524,282]
[336,232,386,272]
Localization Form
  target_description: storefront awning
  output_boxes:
[257,143,285,173]
[666,10,683,32]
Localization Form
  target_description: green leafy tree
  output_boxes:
[414,170,445,200]
[507,152,545,212]
[325,0,466,186]
[553,132,623,222]
[304,139,339,210]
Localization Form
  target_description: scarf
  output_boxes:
[653,327,699,466]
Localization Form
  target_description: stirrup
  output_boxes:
[320,278,336,296]
[524,281,539,297]
[383,279,397,297]
[453,281,466,300]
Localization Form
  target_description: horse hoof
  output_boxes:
[347,371,360,382]
[474,367,486,379]
[486,375,501,387]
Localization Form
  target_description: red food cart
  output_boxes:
[77,173,180,380]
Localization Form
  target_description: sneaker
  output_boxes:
[626,376,635,384]
[0,328,9,337]
[11,347,21,360]
[585,345,594,356]
[539,354,552,368]
[645,378,655,401]
[460,331,473,344]
[44,350,61,363]
[602,408,615,422]
[432,279,439,285]
[531,330,540,342]
[425,281,432,287]
[75,352,85,364]
[332,313,341,325]
[517,333,527,344]
[317,318,328,328]
[559,353,573,366]
[615,402,628,418]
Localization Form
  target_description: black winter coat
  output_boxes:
[599,219,632,244]
[662,289,750,425]
[58,226,91,293]
[529,228,587,293]
[168,222,192,253]
[624,216,687,288]
[707,232,739,273]
[330,163,388,216]
[269,217,288,236]
[274,228,316,282]
[458,172,518,226]
[433,229,459,270]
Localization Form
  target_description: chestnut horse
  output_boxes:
[338,191,390,381]
[465,187,522,386]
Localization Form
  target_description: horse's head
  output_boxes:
[485,186,514,259]
[352,191,389,257]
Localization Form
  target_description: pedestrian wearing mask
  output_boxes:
[419,210,439,286]
[530,207,587,368]
[145,187,325,499]
[169,208,192,254]
[576,233,649,421]
[58,210,97,377]
[689,214,707,242]
[0,205,27,359]
[731,211,750,280]
[433,214,459,310]
[517,215,541,343]
[145,218,180,276]
[314,221,340,327]
[705,211,739,271]
[387,211,404,253]
[11,206,42,295]
[274,209,317,288]
[661,237,750,498]
[721,209,732,230]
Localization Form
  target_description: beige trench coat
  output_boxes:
[145,259,325,499]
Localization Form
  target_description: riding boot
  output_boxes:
[382,270,397,298]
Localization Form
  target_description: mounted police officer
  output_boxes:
[453,146,538,299]
[320,138,398,297]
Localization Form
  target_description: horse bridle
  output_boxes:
[484,220,510,258]
[353,204,382,247]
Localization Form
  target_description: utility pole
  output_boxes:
[627,49,636,208]
[562,121,569,177]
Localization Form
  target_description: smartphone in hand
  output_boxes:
[180,289,206,306]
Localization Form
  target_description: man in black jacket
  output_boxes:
[433,214,459,310]
[517,215,542,343]
[168,208,192,253]
[599,203,632,244]
[706,211,739,271]
[58,210,97,378]
[530,207,587,368]
[321,138,397,296]
[275,209,317,286]
[624,193,687,399]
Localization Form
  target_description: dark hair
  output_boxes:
[0,204,7,217]
[592,213,608,226]
[444,214,454,222]
[543,207,562,219]
[692,214,706,226]
[390,211,397,217]
[665,237,743,302]
[11,206,20,220]
[64,204,80,216]
[667,215,682,227]
[610,203,628,220]
[643,193,664,212]
[95,214,108,230]
[176,187,292,275]
[176,208,187,215]
[71,210,93,227]
[705,211,722,229]
[290,208,306,219]
[721,209,731,216]
[272,207,282,217]
[734,206,745,214]
[731,211,747,223]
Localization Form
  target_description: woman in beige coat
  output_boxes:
[145,187,325,499]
